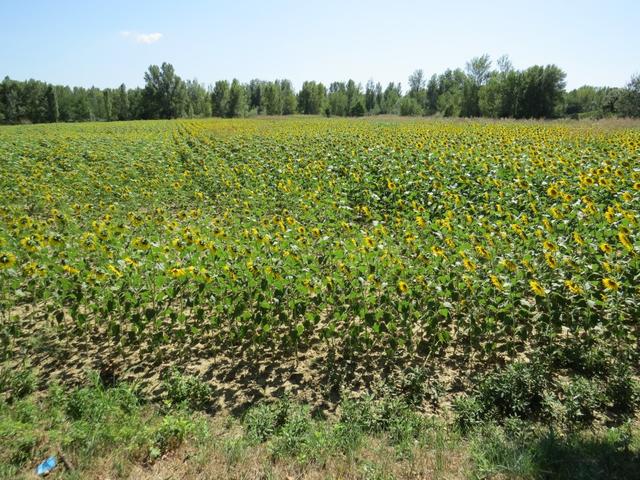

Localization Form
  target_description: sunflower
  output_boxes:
[573,232,585,246]
[544,253,558,269]
[132,236,151,250]
[604,206,615,223]
[462,258,476,272]
[602,278,619,291]
[62,264,80,275]
[47,233,64,247]
[397,280,409,294]
[107,264,123,278]
[199,268,212,283]
[23,261,45,277]
[618,231,633,251]
[511,224,526,239]
[529,280,546,297]
[124,257,140,268]
[599,242,613,255]
[0,252,16,270]
[363,236,376,249]
[20,236,41,253]
[564,279,583,295]
[490,275,503,291]
[17,215,33,229]
[500,259,518,272]
[169,267,187,279]
[171,238,186,250]
[405,233,417,244]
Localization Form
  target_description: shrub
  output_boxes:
[162,368,213,411]
[476,362,550,420]
[270,405,312,458]
[0,366,37,402]
[339,393,423,443]
[563,377,606,424]
[149,413,197,459]
[243,398,291,443]
[399,97,422,116]
[453,395,485,433]
[350,101,365,117]
[605,365,640,414]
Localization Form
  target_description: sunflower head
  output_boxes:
[602,278,619,291]
[530,280,546,297]
[397,280,409,294]
[0,252,17,270]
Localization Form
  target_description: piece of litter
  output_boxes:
[36,456,57,476]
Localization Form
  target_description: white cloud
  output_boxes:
[120,31,162,44]
[136,32,162,44]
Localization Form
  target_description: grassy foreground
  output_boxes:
[1,365,639,479]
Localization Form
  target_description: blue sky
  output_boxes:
[1,0,638,91]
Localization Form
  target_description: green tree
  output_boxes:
[350,99,365,116]
[248,79,264,114]
[262,81,283,115]
[399,96,421,116]
[381,82,401,114]
[461,55,491,116]
[142,62,187,119]
[516,65,566,118]
[374,82,383,112]
[435,69,467,117]
[466,54,492,86]
[72,87,91,121]
[227,79,246,117]
[279,80,297,114]
[365,79,376,113]
[102,89,113,121]
[617,74,640,117]
[211,80,229,117]
[185,79,211,117]
[45,85,59,122]
[297,81,326,114]
[327,82,348,116]
[425,75,439,115]
[54,85,73,122]
[601,87,623,116]
[0,77,22,123]
[114,84,130,121]
[345,79,362,116]
[497,54,513,74]
[23,79,48,123]
[408,69,426,113]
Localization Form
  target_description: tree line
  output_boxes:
[1,56,638,124]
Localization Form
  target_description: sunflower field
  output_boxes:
[0,118,639,392]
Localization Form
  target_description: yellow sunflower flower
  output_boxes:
[602,278,619,291]
[0,252,17,270]
[530,280,546,297]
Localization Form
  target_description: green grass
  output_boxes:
[0,370,208,479]
[1,365,639,479]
